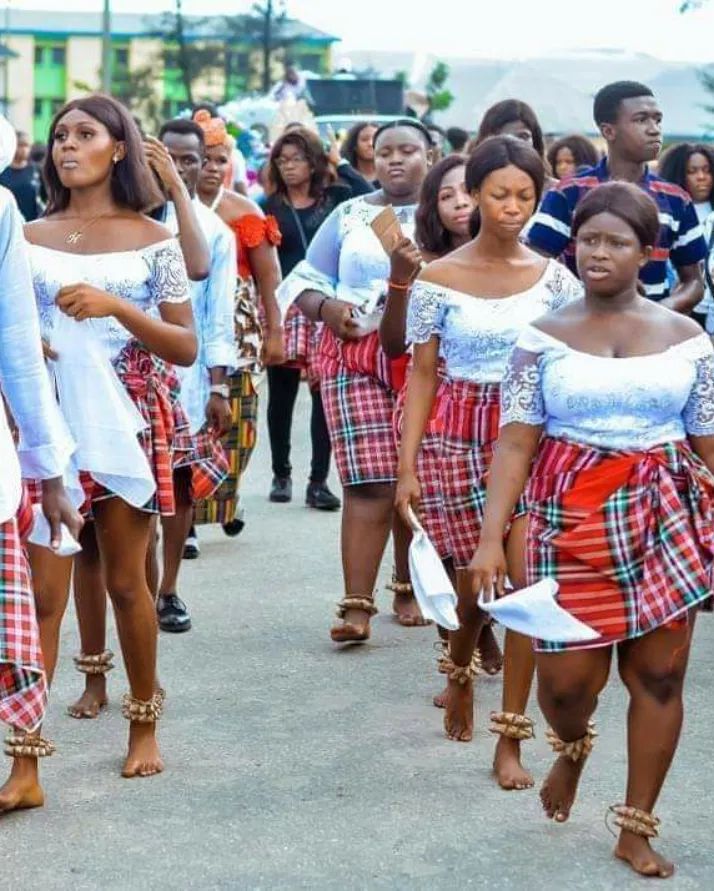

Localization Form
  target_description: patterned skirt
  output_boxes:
[393,362,450,560]
[26,342,195,517]
[441,380,527,569]
[193,370,259,525]
[315,327,408,487]
[0,489,46,732]
[527,437,714,652]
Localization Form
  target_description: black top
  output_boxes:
[265,183,353,277]
[0,165,42,222]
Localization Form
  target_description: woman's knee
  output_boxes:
[538,675,596,714]
[619,659,685,705]
[104,570,146,611]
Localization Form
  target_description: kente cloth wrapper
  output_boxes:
[0,491,47,732]
[527,437,714,652]
[393,359,451,561]
[49,314,155,510]
[441,380,527,569]
[478,579,599,643]
[315,327,407,486]
[406,507,459,630]
[194,370,258,526]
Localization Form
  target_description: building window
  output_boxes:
[298,54,322,73]
[33,97,43,118]
[51,46,66,66]
[114,47,129,68]
[227,51,250,75]
[34,45,44,66]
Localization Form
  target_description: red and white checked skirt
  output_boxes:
[0,489,46,732]
[315,327,408,486]
[393,360,450,560]
[527,437,714,652]
[441,379,526,569]
[26,342,194,517]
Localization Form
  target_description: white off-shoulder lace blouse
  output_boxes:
[500,324,714,450]
[406,259,583,383]
[276,195,417,318]
[30,238,190,361]
[27,237,192,510]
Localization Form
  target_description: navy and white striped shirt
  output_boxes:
[527,158,707,301]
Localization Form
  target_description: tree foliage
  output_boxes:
[426,61,454,113]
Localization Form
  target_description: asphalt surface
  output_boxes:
[2,384,713,889]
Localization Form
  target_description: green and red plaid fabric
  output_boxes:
[441,380,527,568]
[394,359,450,560]
[527,437,714,652]
[114,342,185,515]
[0,497,46,732]
[316,328,407,487]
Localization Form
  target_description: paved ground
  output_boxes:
[2,384,714,890]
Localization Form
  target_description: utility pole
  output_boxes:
[101,0,112,93]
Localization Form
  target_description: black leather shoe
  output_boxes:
[269,476,292,503]
[157,594,192,633]
[222,518,245,537]
[306,481,341,511]
[183,527,200,560]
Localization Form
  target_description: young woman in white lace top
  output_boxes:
[8,96,196,802]
[471,182,714,878]
[395,136,583,791]
[278,120,436,642]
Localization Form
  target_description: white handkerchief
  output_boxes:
[407,507,459,631]
[27,505,82,557]
[478,579,600,643]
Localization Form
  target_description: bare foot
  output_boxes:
[67,675,108,719]
[0,758,44,813]
[331,607,372,644]
[478,624,503,675]
[121,723,164,778]
[540,754,587,822]
[433,685,448,708]
[444,676,473,742]
[392,592,431,627]
[615,832,674,878]
[493,735,534,790]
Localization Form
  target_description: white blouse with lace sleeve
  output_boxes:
[501,325,714,450]
[276,196,417,319]
[406,259,583,384]
[30,237,190,362]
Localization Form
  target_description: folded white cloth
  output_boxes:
[478,578,600,643]
[50,312,156,509]
[407,507,459,631]
[27,504,82,556]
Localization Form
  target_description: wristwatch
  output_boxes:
[210,384,230,400]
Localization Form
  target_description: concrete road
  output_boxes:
[2,385,713,889]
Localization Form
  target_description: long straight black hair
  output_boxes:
[44,94,163,214]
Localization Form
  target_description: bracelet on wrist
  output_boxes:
[388,279,411,292]
[209,384,230,400]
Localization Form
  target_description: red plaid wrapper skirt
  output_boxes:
[0,489,46,732]
[441,379,527,569]
[26,342,191,516]
[315,327,408,486]
[527,437,714,652]
[393,361,450,560]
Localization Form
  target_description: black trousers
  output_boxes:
[267,365,331,483]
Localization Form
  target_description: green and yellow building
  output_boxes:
[0,8,338,139]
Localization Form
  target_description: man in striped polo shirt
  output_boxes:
[527,81,706,312]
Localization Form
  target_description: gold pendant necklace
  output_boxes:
[65,212,110,245]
